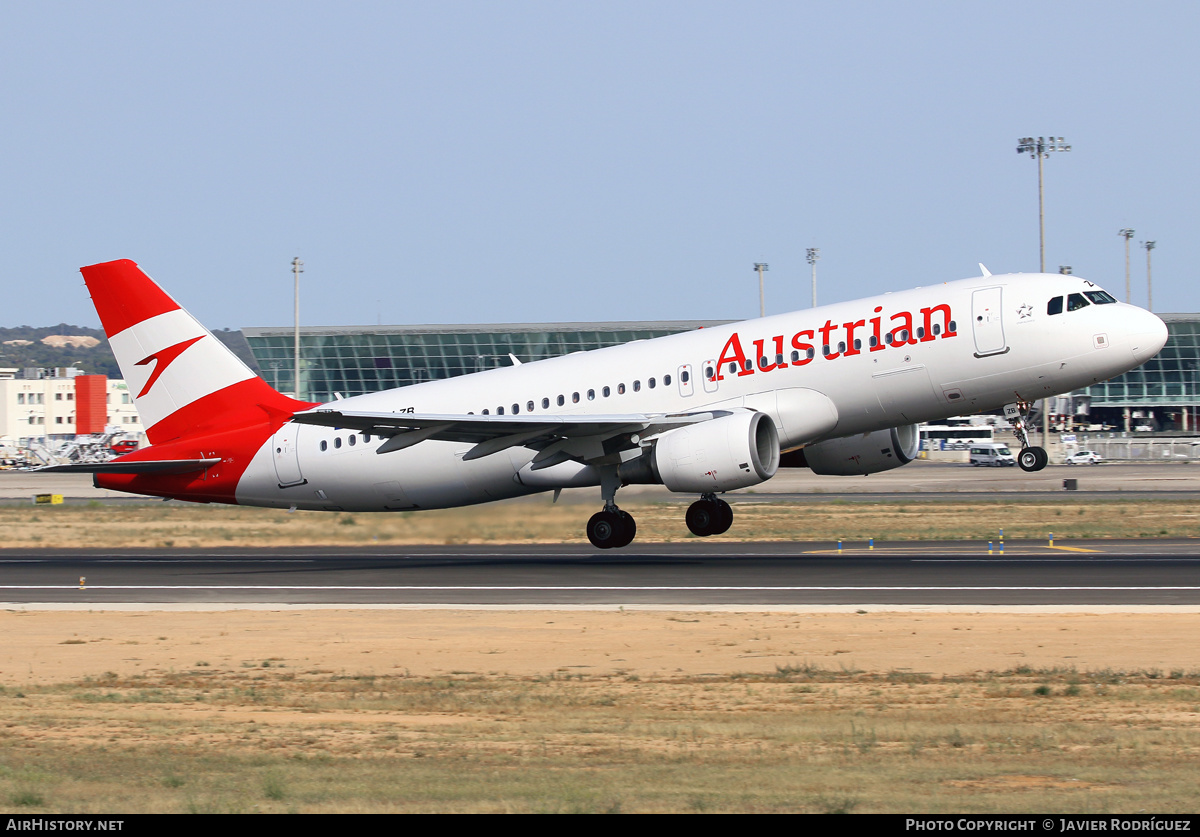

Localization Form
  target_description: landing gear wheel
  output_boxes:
[711,498,733,535]
[613,510,637,548]
[587,510,623,549]
[587,509,636,549]
[686,498,722,537]
[1018,446,1048,472]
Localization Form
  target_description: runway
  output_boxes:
[3,540,1200,607]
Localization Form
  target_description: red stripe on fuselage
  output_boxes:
[81,259,182,338]
[97,378,317,503]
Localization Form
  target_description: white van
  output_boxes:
[969,442,1017,467]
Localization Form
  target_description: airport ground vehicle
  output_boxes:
[969,442,1017,466]
[1064,450,1103,465]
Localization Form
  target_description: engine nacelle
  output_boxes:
[624,410,780,493]
[800,425,919,476]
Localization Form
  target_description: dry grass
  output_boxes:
[2,666,1200,813]
[1,497,1197,548]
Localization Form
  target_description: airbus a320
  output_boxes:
[47,260,1167,548]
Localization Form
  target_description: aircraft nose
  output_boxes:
[1129,309,1168,365]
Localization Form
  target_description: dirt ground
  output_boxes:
[4,608,1199,685]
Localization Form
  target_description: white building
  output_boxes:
[0,368,143,446]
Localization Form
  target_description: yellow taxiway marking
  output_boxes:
[1042,545,1102,553]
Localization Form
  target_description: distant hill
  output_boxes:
[0,325,261,377]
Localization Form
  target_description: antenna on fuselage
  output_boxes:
[979,263,992,277]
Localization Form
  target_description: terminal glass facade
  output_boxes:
[244,315,1200,415]
[1075,315,1200,407]
[243,322,724,403]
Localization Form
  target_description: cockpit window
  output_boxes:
[1048,296,1063,315]
[1085,290,1117,305]
[1067,293,1090,311]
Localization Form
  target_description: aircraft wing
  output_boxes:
[289,408,727,467]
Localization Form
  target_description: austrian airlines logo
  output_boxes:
[135,335,204,397]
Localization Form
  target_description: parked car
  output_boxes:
[969,443,1017,467]
[1064,450,1102,465]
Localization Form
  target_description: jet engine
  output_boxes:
[620,410,780,493]
[799,425,919,476]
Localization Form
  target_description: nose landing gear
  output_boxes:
[1007,399,1049,472]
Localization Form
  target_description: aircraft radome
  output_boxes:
[44,259,1167,548]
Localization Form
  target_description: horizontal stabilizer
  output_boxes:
[38,458,222,475]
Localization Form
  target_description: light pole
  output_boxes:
[1118,229,1135,302]
[1143,240,1157,312]
[806,248,820,308]
[292,257,303,400]
[753,263,769,317]
[1016,136,1071,272]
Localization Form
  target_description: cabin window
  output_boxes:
[572,392,580,403]
[729,362,738,374]
[949,320,957,331]
[542,397,550,409]
[705,365,715,379]
[320,440,328,452]
[776,353,784,365]
[868,336,878,348]
[557,395,565,406]
[758,356,768,369]
[664,374,672,386]
[838,341,846,353]
[512,403,519,414]
[822,345,831,356]
[1048,296,1063,315]
[334,437,342,449]
[648,377,656,389]
[527,400,534,412]
[364,433,371,442]
[853,339,861,351]
[1085,290,1117,305]
[618,383,626,394]
[916,327,924,339]
[633,380,641,392]
[806,348,815,359]
[885,333,894,345]
[1067,293,1090,311]
[680,370,690,383]
[497,406,504,415]
[482,408,489,415]
[791,350,800,362]
[348,435,356,446]
[932,324,941,336]
[743,360,753,371]
[602,386,611,397]
[587,389,595,401]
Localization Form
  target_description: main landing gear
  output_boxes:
[585,470,735,549]
[1008,399,1049,472]
[686,494,733,537]
[587,467,637,549]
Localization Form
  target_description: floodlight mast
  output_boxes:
[1118,229,1135,303]
[291,257,303,400]
[1016,136,1071,273]
[806,248,820,308]
[1143,240,1157,312]
[753,263,769,317]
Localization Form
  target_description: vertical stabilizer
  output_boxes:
[81,259,312,444]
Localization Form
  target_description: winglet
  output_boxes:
[979,263,992,277]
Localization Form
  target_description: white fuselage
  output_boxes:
[234,273,1165,512]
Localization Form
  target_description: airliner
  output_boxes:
[48,259,1167,548]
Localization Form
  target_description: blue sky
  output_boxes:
[1,1,1196,330]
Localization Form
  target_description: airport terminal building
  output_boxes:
[243,314,1200,431]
